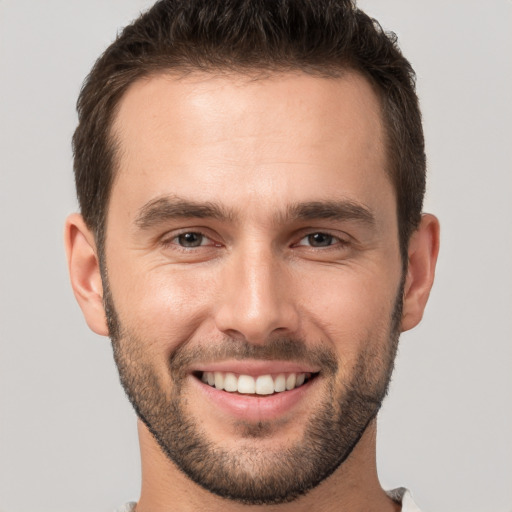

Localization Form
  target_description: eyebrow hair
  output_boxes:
[134,196,375,230]
[135,196,234,229]
[283,200,375,226]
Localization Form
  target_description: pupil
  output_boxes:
[309,233,332,247]
[179,233,202,247]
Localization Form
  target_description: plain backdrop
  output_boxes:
[0,1,511,511]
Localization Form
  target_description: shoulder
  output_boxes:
[387,488,423,512]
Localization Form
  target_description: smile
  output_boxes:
[190,361,322,421]
[197,371,316,395]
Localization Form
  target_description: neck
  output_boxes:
[134,419,400,512]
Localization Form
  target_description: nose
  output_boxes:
[213,245,300,344]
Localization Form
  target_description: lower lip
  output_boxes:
[190,375,317,423]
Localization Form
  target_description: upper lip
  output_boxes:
[192,359,321,376]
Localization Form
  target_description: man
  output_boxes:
[65,1,439,510]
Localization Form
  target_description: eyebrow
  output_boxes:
[135,196,234,229]
[134,196,375,230]
[282,200,375,226]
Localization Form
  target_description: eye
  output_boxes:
[296,232,340,248]
[176,232,206,247]
[164,231,216,248]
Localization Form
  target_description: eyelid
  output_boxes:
[293,230,351,248]
[161,228,222,248]
[157,227,351,250]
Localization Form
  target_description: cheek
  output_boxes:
[109,262,217,351]
[294,265,400,355]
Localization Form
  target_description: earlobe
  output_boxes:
[401,213,440,332]
[64,213,109,336]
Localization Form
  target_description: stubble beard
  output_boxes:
[103,271,403,505]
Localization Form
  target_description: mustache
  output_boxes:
[169,336,338,378]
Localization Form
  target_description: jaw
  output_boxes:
[128,334,397,509]
[136,417,390,512]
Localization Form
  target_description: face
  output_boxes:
[104,71,404,504]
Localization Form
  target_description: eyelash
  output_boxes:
[161,231,220,250]
[161,230,349,251]
[293,232,349,249]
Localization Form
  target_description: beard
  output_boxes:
[103,272,403,505]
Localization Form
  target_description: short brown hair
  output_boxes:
[73,0,425,264]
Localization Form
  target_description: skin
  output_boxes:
[65,71,439,511]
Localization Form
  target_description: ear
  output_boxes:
[401,213,440,332]
[64,213,109,336]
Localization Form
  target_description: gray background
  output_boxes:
[1,1,511,511]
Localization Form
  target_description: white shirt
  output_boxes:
[388,487,423,511]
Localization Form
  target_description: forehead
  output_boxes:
[109,70,392,223]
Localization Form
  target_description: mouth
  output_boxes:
[194,370,318,396]
[189,361,322,422]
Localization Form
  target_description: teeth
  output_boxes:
[274,374,286,392]
[255,375,274,395]
[201,371,312,395]
[214,372,224,390]
[223,372,238,392]
[238,374,256,394]
[286,373,296,390]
